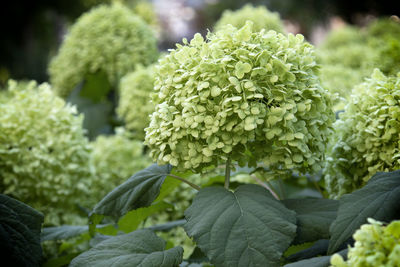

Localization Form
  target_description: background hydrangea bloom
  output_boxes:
[48,4,158,97]
[90,128,151,200]
[331,219,400,267]
[117,65,156,140]
[214,4,285,33]
[145,22,334,175]
[0,81,92,224]
[324,69,400,197]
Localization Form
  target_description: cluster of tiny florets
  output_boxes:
[0,81,92,224]
[117,65,156,140]
[330,219,400,267]
[48,4,158,97]
[145,22,334,174]
[214,4,285,33]
[324,69,400,197]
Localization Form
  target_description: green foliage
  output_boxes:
[283,199,338,245]
[0,194,44,267]
[90,164,172,219]
[90,128,151,200]
[117,65,156,139]
[320,26,365,50]
[145,22,334,176]
[69,229,183,267]
[0,81,92,225]
[184,184,297,267]
[49,3,158,97]
[328,170,400,254]
[331,219,400,267]
[214,4,285,33]
[324,69,400,197]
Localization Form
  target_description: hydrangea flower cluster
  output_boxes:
[145,22,334,174]
[48,4,158,97]
[214,4,285,33]
[317,26,376,103]
[330,219,400,267]
[0,81,92,224]
[117,65,156,140]
[90,128,150,200]
[324,69,400,197]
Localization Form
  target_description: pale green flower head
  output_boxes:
[48,3,158,97]
[117,65,156,140]
[214,4,285,33]
[330,218,400,267]
[90,127,151,200]
[324,69,400,197]
[0,80,92,224]
[145,22,335,174]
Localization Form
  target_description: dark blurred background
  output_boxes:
[0,0,399,86]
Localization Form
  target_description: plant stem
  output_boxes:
[168,174,201,191]
[224,155,231,189]
[313,179,324,197]
[252,175,280,200]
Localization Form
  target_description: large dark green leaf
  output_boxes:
[283,198,338,244]
[41,225,88,242]
[91,164,172,219]
[328,170,400,254]
[69,229,183,267]
[0,194,44,267]
[184,184,297,267]
[284,248,347,267]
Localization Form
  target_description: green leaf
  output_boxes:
[184,184,297,267]
[69,229,183,267]
[91,164,172,219]
[155,176,183,202]
[282,198,338,244]
[118,201,173,233]
[328,170,400,254]
[0,194,44,267]
[286,239,329,262]
[41,225,88,242]
[284,248,347,267]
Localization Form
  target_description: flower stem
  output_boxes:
[224,155,231,189]
[168,174,201,191]
[278,179,286,199]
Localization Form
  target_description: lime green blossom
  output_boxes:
[0,81,92,224]
[49,4,158,97]
[90,128,151,200]
[331,218,400,267]
[117,65,156,140]
[145,22,334,175]
[214,4,285,33]
[324,69,400,197]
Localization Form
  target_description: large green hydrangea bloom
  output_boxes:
[145,22,334,175]
[331,219,400,267]
[214,4,285,33]
[324,69,400,197]
[117,65,156,140]
[48,4,158,97]
[0,81,92,224]
[90,128,151,200]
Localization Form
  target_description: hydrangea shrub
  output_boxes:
[90,128,151,200]
[48,4,158,97]
[117,65,156,140]
[324,69,400,197]
[331,219,400,267]
[0,81,92,224]
[145,22,334,176]
[214,4,285,33]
